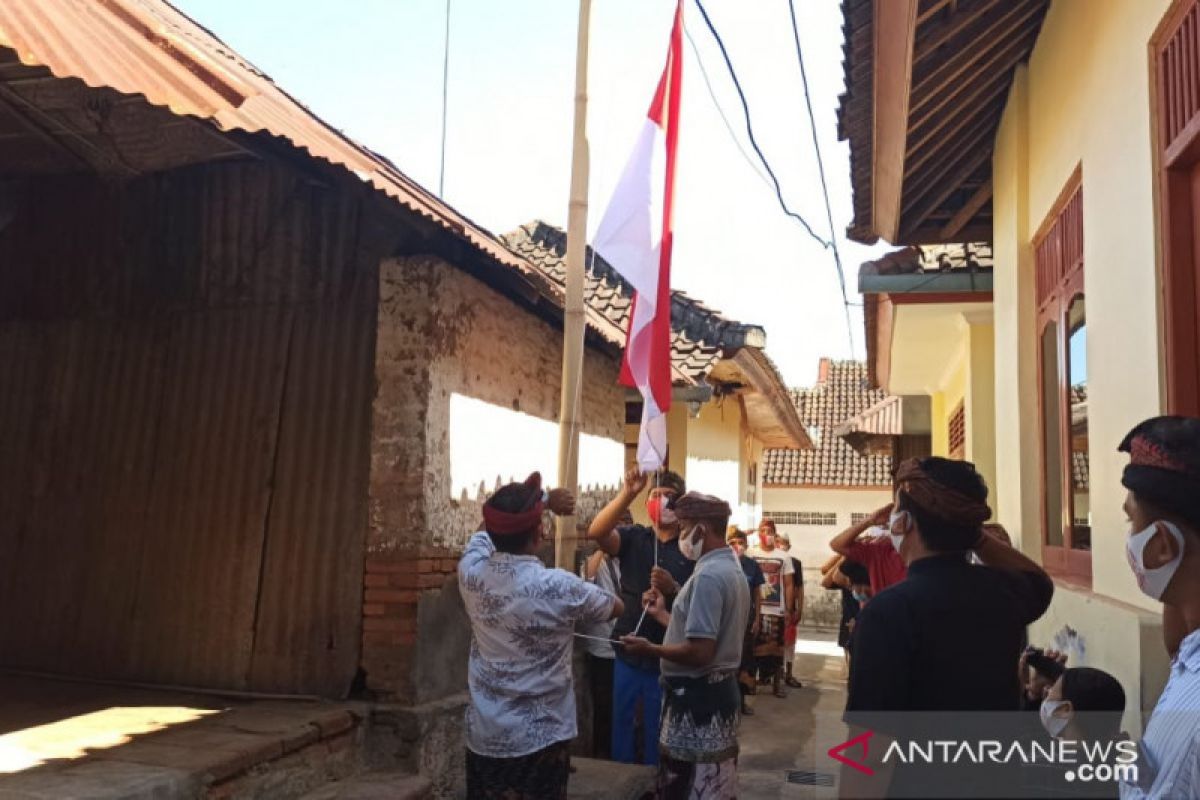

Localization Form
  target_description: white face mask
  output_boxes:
[888,510,909,554]
[1040,699,1072,738]
[679,526,704,561]
[1126,520,1186,600]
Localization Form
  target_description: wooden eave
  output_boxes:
[839,0,1050,245]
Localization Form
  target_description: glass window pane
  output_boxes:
[1041,322,1064,547]
[1068,297,1090,551]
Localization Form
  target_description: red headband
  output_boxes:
[1129,436,1189,474]
[482,473,545,535]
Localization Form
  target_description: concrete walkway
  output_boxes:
[737,631,848,800]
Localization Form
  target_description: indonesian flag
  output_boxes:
[592,0,683,472]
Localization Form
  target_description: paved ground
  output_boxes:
[0,674,366,799]
[737,630,848,800]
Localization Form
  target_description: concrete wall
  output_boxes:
[1028,589,1170,736]
[685,399,747,523]
[990,0,1174,734]
[763,485,893,627]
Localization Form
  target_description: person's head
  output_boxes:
[1042,667,1126,741]
[758,519,778,550]
[888,457,991,563]
[778,533,792,552]
[840,560,870,602]
[483,473,546,555]
[646,470,686,531]
[727,528,748,557]
[1119,416,1200,607]
[674,493,732,560]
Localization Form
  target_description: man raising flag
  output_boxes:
[592,0,683,472]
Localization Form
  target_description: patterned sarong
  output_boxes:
[465,740,570,799]
[657,754,738,799]
[659,671,741,763]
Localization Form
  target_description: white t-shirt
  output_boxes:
[746,545,794,617]
[578,555,621,659]
[459,531,614,757]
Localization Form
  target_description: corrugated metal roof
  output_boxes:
[0,0,532,278]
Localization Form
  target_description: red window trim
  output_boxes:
[1033,170,1092,587]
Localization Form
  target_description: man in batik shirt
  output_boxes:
[459,473,623,799]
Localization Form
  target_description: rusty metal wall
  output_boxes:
[0,161,380,696]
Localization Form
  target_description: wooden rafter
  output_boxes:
[939,178,993,239]
[910,0,1045,114]
[904,100,1001,188]
[902,143,995,236]
[913,0,1005,66]
[908,26,1041,141]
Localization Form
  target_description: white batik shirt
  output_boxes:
[459,531,615,758]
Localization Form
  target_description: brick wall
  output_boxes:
[364,255,623,703]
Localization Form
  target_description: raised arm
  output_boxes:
[588,467,647,555]
[830,504,892,557]
[973,527,1050,575]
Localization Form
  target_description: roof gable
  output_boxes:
[764,360,893,486]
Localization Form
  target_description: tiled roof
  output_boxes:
[860,243,993,276]
[502,221,766,385]
[764,360,893,486]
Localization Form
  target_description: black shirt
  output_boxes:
[612,524,695,672]
[845,554,1053,797]
[847,553,1054,719]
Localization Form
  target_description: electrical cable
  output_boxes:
[690,0,829,249]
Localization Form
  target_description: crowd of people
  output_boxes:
[456,414,1200,799]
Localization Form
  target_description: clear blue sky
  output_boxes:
[175,0,889,387]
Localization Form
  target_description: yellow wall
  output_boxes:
[990,0,1174,731]
[685,398,743,518]
[967,319,998,507]
[930,391,948,456]
[993,0,1169,611]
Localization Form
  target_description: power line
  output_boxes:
[786,0,856,355]
[690,0,829,250]
[438,0,452,197]
[682,22,772,191]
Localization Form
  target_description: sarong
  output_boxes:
[465,739,570,800]
[751,614,785,659]
[657,755,738,800]
[659,671,740,763]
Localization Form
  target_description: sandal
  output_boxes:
[785,677,803,688]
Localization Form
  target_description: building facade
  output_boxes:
[763,360,896,625]
[504,221,811,530]
[839,0,1189,733]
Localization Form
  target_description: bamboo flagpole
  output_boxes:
[554,0,592,571]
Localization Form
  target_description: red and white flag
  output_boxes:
[592,0,683,472]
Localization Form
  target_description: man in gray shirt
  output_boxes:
[622,493,749,799]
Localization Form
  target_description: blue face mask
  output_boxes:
[851,590,869,603]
